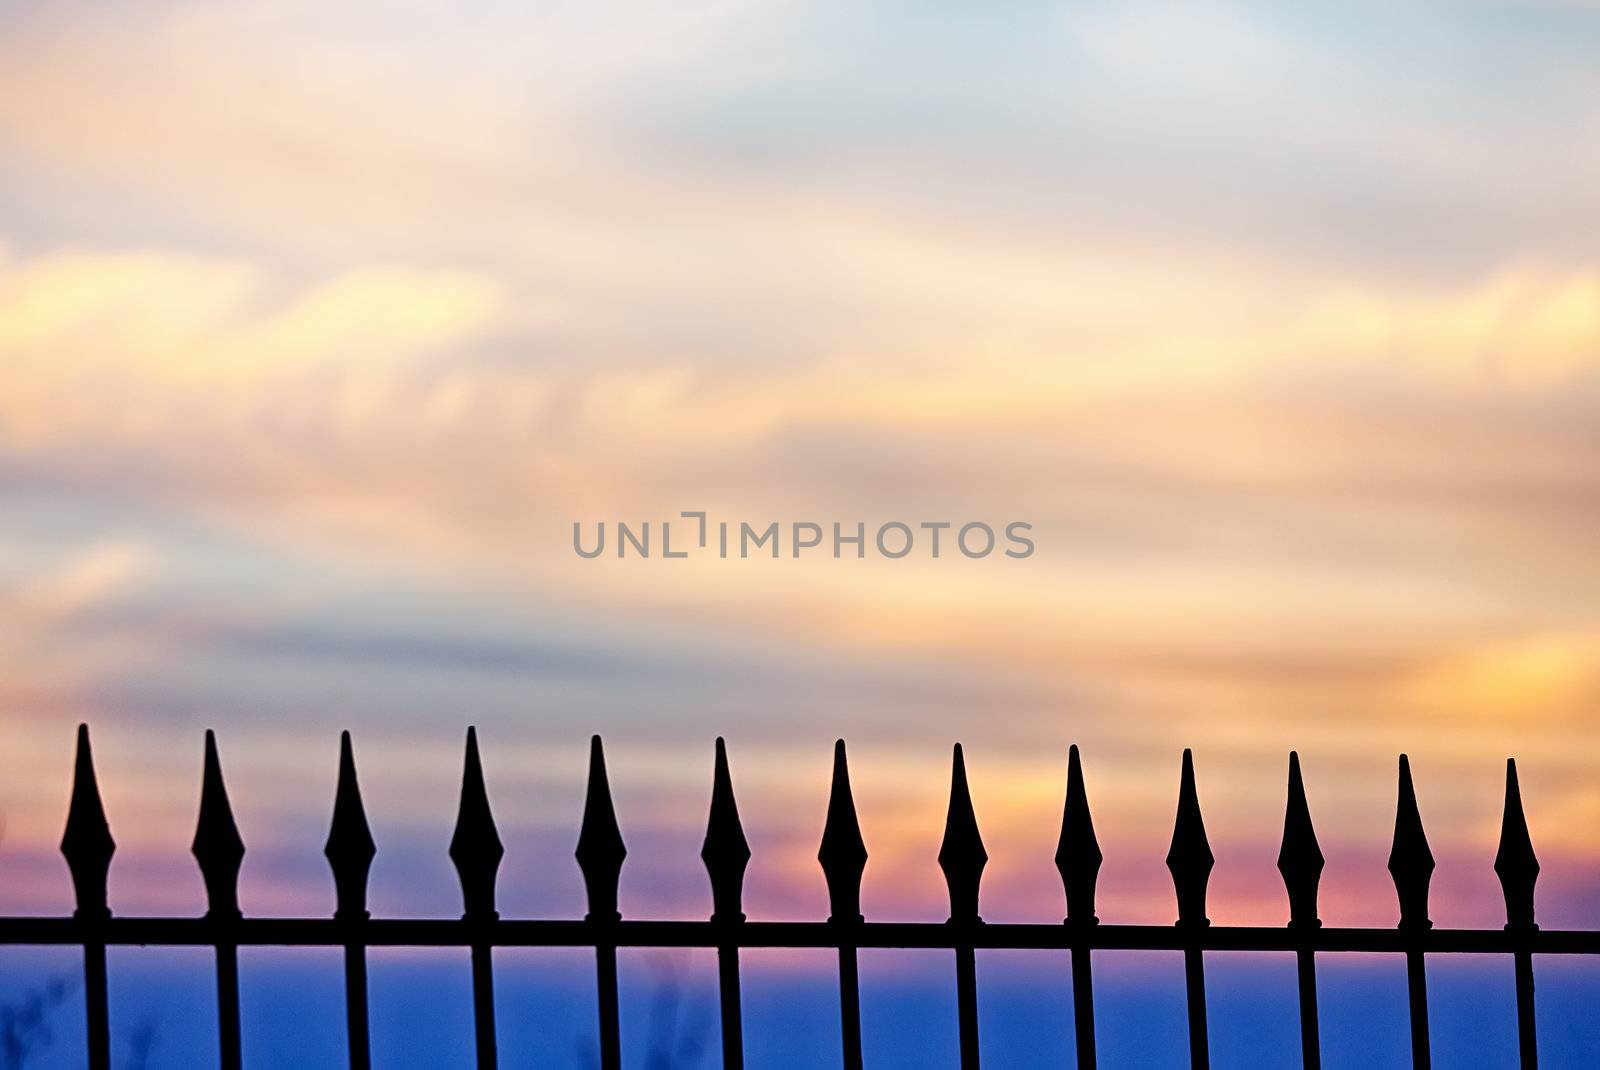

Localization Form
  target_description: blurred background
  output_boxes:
[2,0,1598,1064]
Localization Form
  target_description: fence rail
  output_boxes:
[0,725,1584,1070]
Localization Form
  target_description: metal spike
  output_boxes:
[324,731,376,920]
[1494,758,1539,930]
[575,734,627,922]
[1277,751,1324,928]
[1055,744,1102,925]
[449,726,504,919]
[938,743,987,922]
[1388,754,1434,930]
[701,737,750,922]
[818,739,868,923]
[60,724,115,920]
[1166,748,1214,927]
[192,730,246,919]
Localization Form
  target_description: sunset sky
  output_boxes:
[2,0,1600,1064]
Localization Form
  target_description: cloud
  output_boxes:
[4,540,151,623]
[1,0,1599,921]
[0,249,504,447]
[1294,263,1600,390]
[3,240,1599,678]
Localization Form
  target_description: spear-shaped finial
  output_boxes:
[818,740,868,923]
[192,730,246,919]
[1277,751,1324,928]
[449,727,504,920]
[938,743,987,923]
[1389,754,1434,930]
[324,731,376,920]
[575,735,627,922]
[1494,758,1539,930]
[1055,744,1102,925]
[61,724,115,920]
[701,737,750,922]
[1166,749,1213,927]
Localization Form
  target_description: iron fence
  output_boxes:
[1,724,1592,1069]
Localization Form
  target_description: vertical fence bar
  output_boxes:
[61,725,115,1070]
[215,940,243,1070]
[1069,942,1096,1069]
[193,730,246,1070]
[1293,948,1320,1070]
[82,934,111,1070]
[836,944,864,1070]
[341,939,373,1070]
[325,732,377,1070]
[1512,950,1536,1069]
[467,941,497,1069]
[594,940,622,1070]
[1181,945,1210,1070]
[1404,948,1430,1070]
[1057,744,1102,1070]
[1390,755,1435,1070]
[1279,752,1324,1070]
[818,741,868,1070]
[450,727,506,1069]
[954,941,980,1069]
[702,739,751,1070]
[716,940,746,1070]
[1167,750,1213,1070]
[1495,758,1540,1070]
[576,735,627,1070]
[939,744,987,1070]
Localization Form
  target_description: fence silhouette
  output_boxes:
[1,725,1594,1070]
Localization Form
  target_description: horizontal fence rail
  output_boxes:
[0,726,1585,1070]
